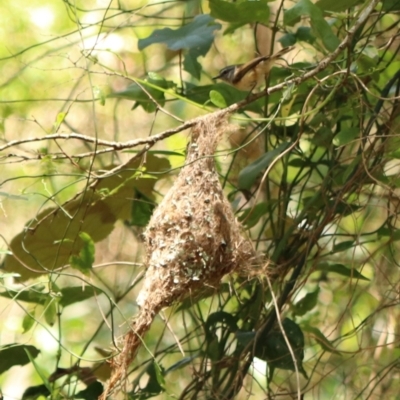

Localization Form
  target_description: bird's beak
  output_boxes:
[212,74,221,81]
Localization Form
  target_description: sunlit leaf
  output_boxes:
[43,296,58,326]
[4,155,170,281]
[209,90,227,108]
[53,112,67,131]
[93,86,106,106]
[22,309,36,333]
[69,232,95,276]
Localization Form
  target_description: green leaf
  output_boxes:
[339,155,361,184]
[209,90,227,108]
[235,330,256,348]
[129,189,156,227]
[279,33,297,47]
[109,75,174,113]
[295,26,316,44]
[93,86,106,106]
[69,232,95,276]
[53,112,67,131]
[130,361,165,399]
[124,149,185,157]
[209,0,271,26]
[75,381,103,399]
[25,348,51,392]
[183,51,202,80]
[288,158,307,168]
[316,262,369,281]
[164,354,199,375]
[0,287,46,304]
[354,46,379,75]
[111,83,160,113]
[185,82,264,112]
[153,362,166,390]
[238,202,269,229]
[381,0,400,11]
[238,142,291,190]
[0,285,100,307]
[138,15,221,79]
[316,0,362,12]
[284,0,340,51]
[206,333,221,361]
[22,309,36,333]
[303,325,341,354]
[59,285,100,307]
[255,318,308,378]
[205,311,238,337]
[331,240,355,254]
[22,384,51,400]
[0,344,40,374]
[377,226,400,241]
[43,296,58,326]
[333,127,359,146]
[204,312,238,361]
[139,14,220,53]
[293,287,320,316]
[5,155,169,281]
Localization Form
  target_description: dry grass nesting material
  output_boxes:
[101,115,256,399]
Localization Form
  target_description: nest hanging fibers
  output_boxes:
[101,116,256,398]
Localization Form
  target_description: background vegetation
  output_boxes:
[0,0,399,399]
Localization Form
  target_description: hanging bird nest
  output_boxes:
[101,115,257,399]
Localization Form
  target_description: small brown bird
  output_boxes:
[213,46,293,91]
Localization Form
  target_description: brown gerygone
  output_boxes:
[212,46,293,91]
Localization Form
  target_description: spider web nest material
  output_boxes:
[101,115,257,398]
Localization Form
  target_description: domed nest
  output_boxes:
[101,116,257,399]
[137,116,255,312]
